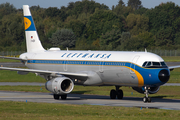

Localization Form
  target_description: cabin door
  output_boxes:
[130,55,140,74]
[64,57,68,71]
[99,58,105,73]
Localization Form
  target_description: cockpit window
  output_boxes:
[142,62,147,67]
[147,62,152,66]
[142,61,167,68]
[152,62,160,66]
[160,62,166,66]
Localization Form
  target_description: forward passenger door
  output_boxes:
[130,55,140,74]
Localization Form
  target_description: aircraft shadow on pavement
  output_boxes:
[2,91,178,103]
[71,91,92,94]
[56,94,180,103]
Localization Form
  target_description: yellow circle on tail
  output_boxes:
[24,17,31,30]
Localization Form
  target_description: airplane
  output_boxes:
[0,5,178,103]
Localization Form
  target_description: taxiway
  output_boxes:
[0,91,180,110]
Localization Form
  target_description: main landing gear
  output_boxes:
[143,86,151,103]
[53,94,67,100]
[110,86,123,99]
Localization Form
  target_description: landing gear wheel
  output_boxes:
[143,86,152,103]
[110,86,124,100]
[53,94,60,100]
[143,97,148,103]
[117,90,123,99]
[143,97,151,103]
[61,94,67,100]
[110,89,117,99]
[147,97,151,102]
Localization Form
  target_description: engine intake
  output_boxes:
[45,77,74,95]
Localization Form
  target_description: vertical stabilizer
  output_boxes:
[23,5,45,52]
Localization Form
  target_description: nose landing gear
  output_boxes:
[143,86,151,103]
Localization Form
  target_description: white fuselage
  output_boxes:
[20,50,168,87]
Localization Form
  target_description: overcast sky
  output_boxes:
[1,0,180,9]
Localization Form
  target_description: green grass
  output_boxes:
[0,70,45,83]
[169,68,180,83]
[0,58,20,62]
[0,101,179,120]
[162,56,180,62]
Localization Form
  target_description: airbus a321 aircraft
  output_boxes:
[0,5,178,102]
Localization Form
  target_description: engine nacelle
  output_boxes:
[132,86,160,94]
[45,77,74,95]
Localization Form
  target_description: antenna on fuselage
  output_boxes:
[145,48,147,53]
[66,47,68,51]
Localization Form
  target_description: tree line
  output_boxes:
[0,0,180,51]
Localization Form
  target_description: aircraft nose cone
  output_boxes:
[158,69,170,83]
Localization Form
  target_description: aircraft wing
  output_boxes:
[0,56,88,79]
[168,65,180,71]
[0,56,22,60]
[0,67,88,80]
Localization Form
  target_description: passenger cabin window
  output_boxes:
[142,61,167,68]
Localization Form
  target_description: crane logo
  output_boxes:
[24,17,31,30]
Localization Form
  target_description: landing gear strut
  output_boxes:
[53,94,67,100]
[143,86,151,103]
[110,86,123,99]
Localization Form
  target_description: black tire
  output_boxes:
[143,97,148,103]
[53,94,59,100]
[117,89,123,99]
[61,94,67,100]
[148,97,151,102]
[110,89,117,99]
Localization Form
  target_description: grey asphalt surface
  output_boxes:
[0,82,180,111]
[0,91,180,110]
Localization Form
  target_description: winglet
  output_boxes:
[23,5,45,52]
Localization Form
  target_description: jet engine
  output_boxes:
[132,86,160,94]
[45,77,74,95]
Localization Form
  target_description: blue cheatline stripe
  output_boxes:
[24,16,36,31]
[27,59,167,86]
[27,60,127,66]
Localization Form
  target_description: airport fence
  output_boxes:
[0,50,180,56]
[147,50,180,56]
[0,51,25,57]
[124,50,180,56]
